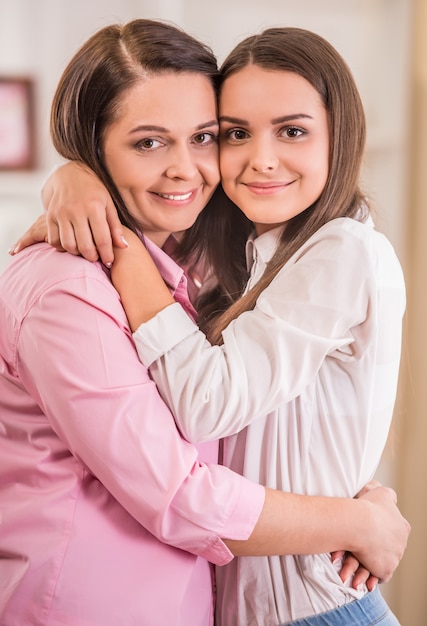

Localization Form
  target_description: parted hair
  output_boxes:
[187,27,370,343]
[50,19,219,235]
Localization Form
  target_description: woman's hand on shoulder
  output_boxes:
[10,161,127,266]
[9,214,51,255]
[42,161,127,266]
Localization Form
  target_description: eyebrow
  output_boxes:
[129,120,219,134]
[219,114,313,125]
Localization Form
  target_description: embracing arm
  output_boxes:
[10,161,126,265]
[12,247,409,581]
[231,484,408,584]
[107,228,409,585]
[9,196,409,587]
[111,224,405,451]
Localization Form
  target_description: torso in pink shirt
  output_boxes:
[0,239,263,626]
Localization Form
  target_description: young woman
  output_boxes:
[108,28,407,625]
[7,24,409,626]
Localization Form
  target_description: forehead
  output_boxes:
[219,65,324,116]
[114,72,217,126]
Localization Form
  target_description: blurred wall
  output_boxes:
[392,0,427,622]
[0,0,421,621]
[0,0,413,260]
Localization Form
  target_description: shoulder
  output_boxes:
[270,217,405,300]
[0,243,117,320]
[297,217,402,270]
[307,216,376,248]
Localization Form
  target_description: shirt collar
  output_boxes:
[143,234,184,292]
[245,225,285,273]
[143,234,197,321]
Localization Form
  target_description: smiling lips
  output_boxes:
[153,190,195,202]
[243,181,294,195]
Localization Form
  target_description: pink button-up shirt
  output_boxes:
[0,238,264,626]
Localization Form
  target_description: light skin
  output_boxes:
[102,73,220,248]
[10,68,410,586]
[219,66,330,235]
[104,66,333,324]
[10,69,329,251]
[18,73,219,263]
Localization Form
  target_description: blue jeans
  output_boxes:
[281,588,400,625]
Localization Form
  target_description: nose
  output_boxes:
[165,143,198,180]
[249,137,279,173]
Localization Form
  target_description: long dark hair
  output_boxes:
[189,27,369,341]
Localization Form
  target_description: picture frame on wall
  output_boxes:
[0,77,36,170]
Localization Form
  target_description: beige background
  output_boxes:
[0,0,425,622]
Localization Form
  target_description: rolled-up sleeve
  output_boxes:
[14,255,264,566]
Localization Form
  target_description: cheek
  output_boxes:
[219,146,237,181]
[207,159,221,186]
[115,158,152,193]
[306,165,329,206]
[103,152,128,185]
[316,157,330,190]
[318,138,330,183]
[203,147,220,185]
[306,143,329,188]
[219,171,238,205]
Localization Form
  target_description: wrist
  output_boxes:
[343,498,373,554]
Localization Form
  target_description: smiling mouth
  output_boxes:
[243,182,292,195]
[245,181,292,188]
[155,191,193,201]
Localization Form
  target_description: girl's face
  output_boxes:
[219,65,330,236]
[103,73,220,247]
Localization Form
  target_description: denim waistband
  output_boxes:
[282,588,400,626]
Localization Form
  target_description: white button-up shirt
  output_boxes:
[134,217,406,624]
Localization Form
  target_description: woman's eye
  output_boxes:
[225,128,249,142]
[282,126,305,139]
[136,138,162,151]
[193,132,216,145]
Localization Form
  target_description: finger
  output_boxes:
[330,550,345,564]
[48,219,79,255]
[365,575,379,592]
[350,565,371,589]
[355,480,381,498]
[88,212,115,267]
[389,487,398,505]
[9,236,29,255]
[10,214,49,254]
[338,553,360,584]
[66,217,102,262]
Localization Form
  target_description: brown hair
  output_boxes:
[194,27,369,342]
[50,19,219,234]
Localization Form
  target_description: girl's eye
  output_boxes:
[282,126,305,139]
[135,137,163,151]
[193,132,216,146]
[224,128,249,143]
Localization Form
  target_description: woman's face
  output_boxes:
[103,73,220,247]
[219,65,330,236]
